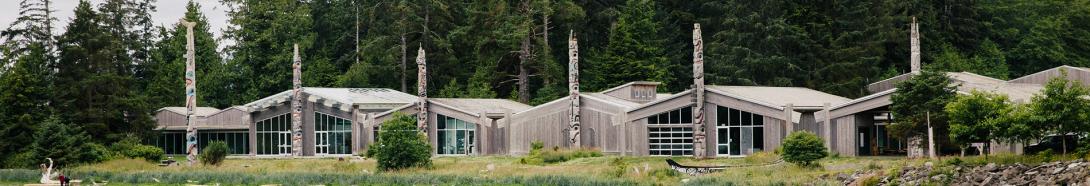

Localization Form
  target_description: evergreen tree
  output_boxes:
[889,70,956,140]
[0,43,52,164]
[1,0,56,56]
[54,1,153,144]
[31,116,96,167]
[146,1,227,108]
[585,0,670,91]
[223,0,314,104]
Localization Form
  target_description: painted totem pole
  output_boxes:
[417,47,428,135]
[692,23,707,158]
[291,44,303,157]
[568,31,581,148]
[181,20,198,165]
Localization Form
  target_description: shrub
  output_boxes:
[607,157,627,178]
[519,144,603,165]
[367,113,432,171]
[200,141,229,166]
[780,131,827,167]
[85,142,119,162]
[3,151,37,168]
[124,144,165,162]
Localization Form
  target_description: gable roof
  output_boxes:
[244,88,416,112]
[429,98,531,115]
[707,86,851,109]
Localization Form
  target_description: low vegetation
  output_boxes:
[519,141,603,165]
[200,141,228,166]
[781,131,828,167]
[366,113,432,171]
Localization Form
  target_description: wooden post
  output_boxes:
[291,44,303,157]
[822,103,832,151]
[910,17,921,73]
[692,23,707,158]
[181,19,198,165]
[927,111,937,159]
[784,104,794,133]
[416,47,428,136]
[568,31,581,148]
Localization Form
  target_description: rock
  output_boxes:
[1070,163,1081,169]
[931,175,945,181]
[1053,167,1065,174]
[925,162,934,168]
[1026,171,1038,175]
[984,163,998,172]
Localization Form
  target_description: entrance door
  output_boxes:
[278,132,292,155]
[716,127,743,156]
[315,131,328,154]
[716,127,729,156]
[857,126,871,156]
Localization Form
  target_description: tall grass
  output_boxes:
[63,170,640,185]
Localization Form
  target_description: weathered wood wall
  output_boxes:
[507,99,571,154]
[832,115,858,156]
[204,107,248,128]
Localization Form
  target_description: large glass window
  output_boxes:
[315,112,352,155]
[437,114,475,155]
[257,113,292,155]
[647,106,694,156]
[198,130,249,155]
[152,131,186,155]
[716,106,764,156]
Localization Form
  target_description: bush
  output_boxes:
[3,151,37,168]
[607,157,628,178]
[519,142,603,165]
[780,131,827,167]
[124,145,164,162]
[200,141,229,166]
[367,113,432,171]
[85,142,119,162]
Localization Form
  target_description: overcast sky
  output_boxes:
[0,0,231,42]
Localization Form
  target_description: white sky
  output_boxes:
[0,0,231,43]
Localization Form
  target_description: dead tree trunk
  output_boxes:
[518,36,531,103]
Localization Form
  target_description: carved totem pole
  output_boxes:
[692,23,707,158]
[417,47,428,135]
[568,31,581,148]
[182,19,198,165]
[291,44,303,157]
[910,17,921,73]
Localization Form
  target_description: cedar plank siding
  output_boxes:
[507,99,572,154]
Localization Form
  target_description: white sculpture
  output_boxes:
[39,158,59,184]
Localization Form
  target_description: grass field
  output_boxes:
[0,153,939,185]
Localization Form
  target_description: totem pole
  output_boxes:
[692,23,707,158]
[291,44,303,157]
[568,30,581,148]
[417,47,428,135]
[181,19,198,165]
[910,17,921,73]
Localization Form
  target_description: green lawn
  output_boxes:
[1,153,935,185]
